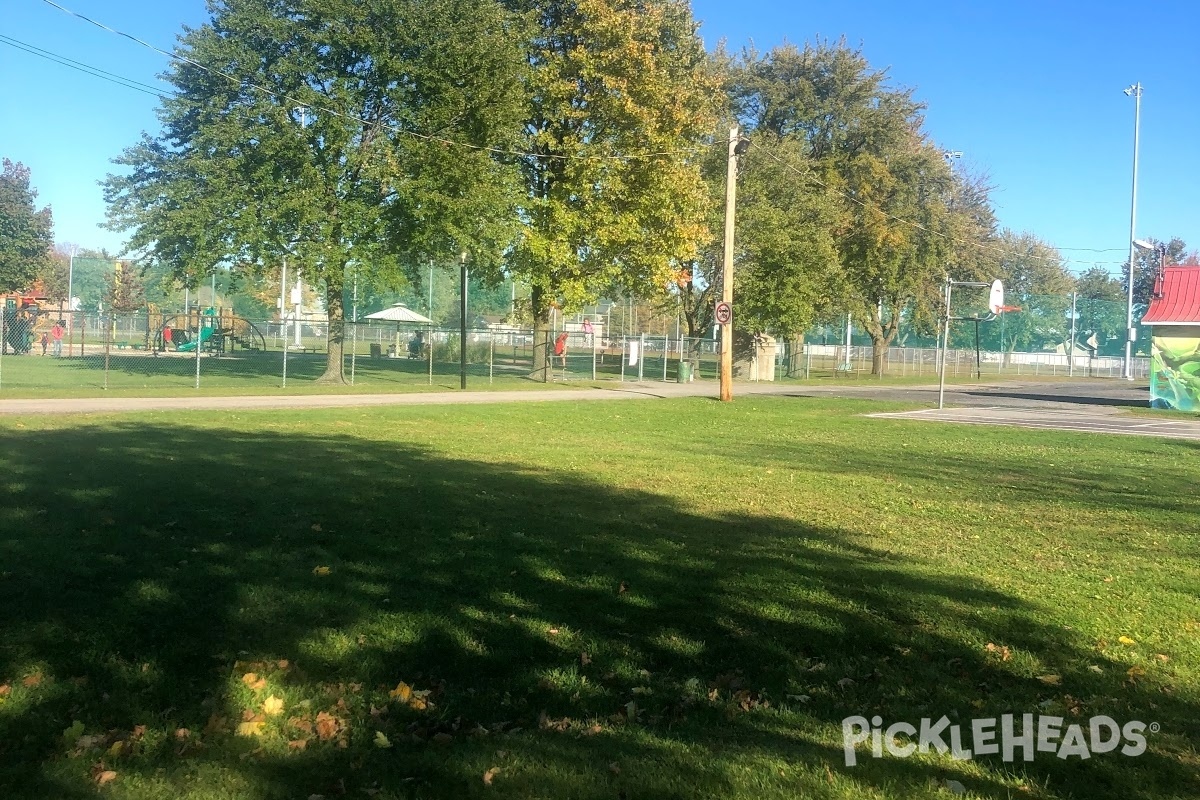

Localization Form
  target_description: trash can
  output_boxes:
[678,362,692,383]
[370,343,382,358]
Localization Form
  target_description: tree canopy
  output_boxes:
[505,0,719,377]
[0,159,55,294]
[104,0,528,382]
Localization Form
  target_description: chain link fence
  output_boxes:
[0,305,1152,394]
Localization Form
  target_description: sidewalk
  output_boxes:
[0,381,810,415]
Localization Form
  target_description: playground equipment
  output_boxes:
[156,310,267,354]
[1,295,49,355]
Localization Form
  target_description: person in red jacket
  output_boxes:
[553,332,568,368]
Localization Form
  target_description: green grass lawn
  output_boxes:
[0,397,1196,799]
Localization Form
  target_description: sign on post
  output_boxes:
[715,301,732,326]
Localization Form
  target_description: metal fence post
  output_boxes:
[194,310,202,390]
[0,310,5,392]
[350,320,358,386]
[620,337,626,382]
[662,335,668,381]
[428,327,433,385]
[489,332,494,385]
[638,333,645,381]
[103,313,111,391]
[592,332,597,381]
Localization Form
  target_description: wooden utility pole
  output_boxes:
[719,125,741,402]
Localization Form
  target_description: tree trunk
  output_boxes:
[529,284,550,383]
[316,267,346,384]
[871,335,887,376]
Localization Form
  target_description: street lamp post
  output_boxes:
[1123,82,1143,381]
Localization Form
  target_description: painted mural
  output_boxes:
[1150,334,1200,411]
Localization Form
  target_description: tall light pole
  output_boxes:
[719,126,749,403]
[1123,82,1143,381]
[943,150,963,173]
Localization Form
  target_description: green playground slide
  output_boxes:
[176,324,216,352]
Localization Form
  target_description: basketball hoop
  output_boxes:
[987,280,1004,315]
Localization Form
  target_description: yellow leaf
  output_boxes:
[107,740,126,757]
[236,720,265,737]
[312,566,331,576]
[1127,666,1146,680]
[1118,636,1137,646]
[1037,674,1062,686]
[373,731,392,748]
[389,682,412,703]
[95,770,118,785]
[483,767,499,786]
[263,695,285,717]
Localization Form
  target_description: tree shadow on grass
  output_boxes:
[0,421,1195,799]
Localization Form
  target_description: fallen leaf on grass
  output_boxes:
[242,672,267,691]
[580,652,592,666]
[1127,666,1146,681]
[483,767,499,786]
[311,524,322,532]
[984,642,1012,661]
[236,720,265,737]
[315,712,339,741]
[95,770,118,786]
[608,762,620,775]
[1118,636,1137,646]
[373,731,392,749]
[263,695,285,716]
[1154,654,1170,662]
[288,739,308,751]
[389,682,412,702]
[0,684,10,697]
[174,728,191,741]
[837,677,855,689]
[433,732,453,744]
[23,672,43,688]
[1037,675,1062,686]
[945,779,966,794]
[1088,665,1103,674]
[312,566,331,576]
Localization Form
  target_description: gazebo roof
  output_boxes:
[1142,267,1200,326]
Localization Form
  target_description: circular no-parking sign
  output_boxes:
[715,301,732,326]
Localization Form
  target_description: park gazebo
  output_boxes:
[363,303,433,357]
[1141,266,1200,410]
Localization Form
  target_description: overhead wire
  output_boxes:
[0,32,172,99]
[39,0,710,164]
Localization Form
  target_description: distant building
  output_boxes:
[1141,266,1200,410]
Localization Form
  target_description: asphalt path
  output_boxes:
[1,378,1196,441]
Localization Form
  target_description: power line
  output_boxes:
[0,33,172,99]
[39,0,710,164]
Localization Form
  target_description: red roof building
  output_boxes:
[1142,266,1200,325]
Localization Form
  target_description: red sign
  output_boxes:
[715,301,732,326]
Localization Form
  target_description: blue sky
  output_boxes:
[2,0,1197,275]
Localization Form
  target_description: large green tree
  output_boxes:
[105,0,527,382]
[729,42,984,375]
[0,159,55,294]
[988,229,1072,360]
[505,0,719,379]
[1074,266,1126,355]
